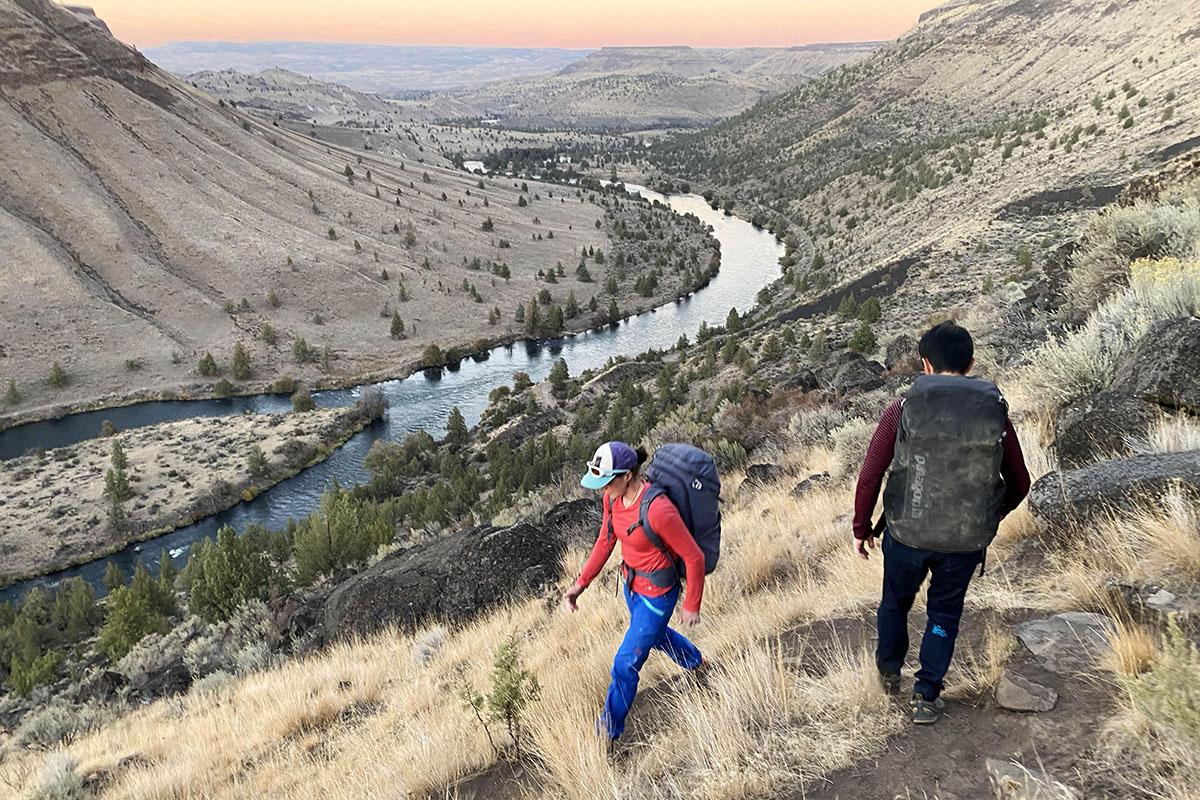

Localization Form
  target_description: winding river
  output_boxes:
[0,185,785,602]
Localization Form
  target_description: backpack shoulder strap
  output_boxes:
[605,493,616,547]
[630,485,670,558]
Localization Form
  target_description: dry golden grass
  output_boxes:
[11,327,1193,800]
[1038,486,1200,609]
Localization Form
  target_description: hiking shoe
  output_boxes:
[879,672,902,696]
[909,694,945,725]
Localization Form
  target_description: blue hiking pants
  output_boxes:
[876,529,983,701]
[601,581,703,739]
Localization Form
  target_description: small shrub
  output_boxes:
[1067,200,1200,312]
[30,753,84,800]
[190,669,235,698]
[457,634,540,756]
[231,342,251,380]
[848,322,877,354]
[247,444,269,476]
[46,362,68,388]
[291,388,315,412]
[213,379,234,398]
[197,352,218,377]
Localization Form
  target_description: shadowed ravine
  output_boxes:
[0,184,785,602]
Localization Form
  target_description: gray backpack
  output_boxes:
[882,374,1009,552]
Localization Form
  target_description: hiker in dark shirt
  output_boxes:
[852,321,1030,724]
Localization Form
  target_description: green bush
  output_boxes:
[185,526,277,623]
[848,322,877,354]
[422,344,444,368]
[4,378,18,405]
[291,388,315,413]
[293,487,395,585]
[457,634,540,756]
[231,342,251,380]
[98,563,174,662]
[198,352,218,377]
[47,362,68,388]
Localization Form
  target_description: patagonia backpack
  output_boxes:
[616,442,722,588]
[882,374,1009,553]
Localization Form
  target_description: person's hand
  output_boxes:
[853,535,876,561]
[679,609,701,627]
[563,582,585,612]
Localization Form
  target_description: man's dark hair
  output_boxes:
[918,321,974,374]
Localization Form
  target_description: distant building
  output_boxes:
[556,154,572,164]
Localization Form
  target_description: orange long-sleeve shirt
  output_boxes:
[577,482,705,613]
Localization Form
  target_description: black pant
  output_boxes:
[876,529,982,701]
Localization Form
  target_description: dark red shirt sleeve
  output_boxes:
[999,419,1031,516]
[647,496,706,613]
[576,499,616,589]
[853,400,902,540]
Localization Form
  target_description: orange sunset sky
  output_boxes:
[84,0,939,49]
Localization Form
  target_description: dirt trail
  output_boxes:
[445,602,1121,800]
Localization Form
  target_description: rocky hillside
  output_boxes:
[448,44,879,131]
[651,0,1200,311]
[0,0,709,428]
[144,42,592,94]
[184,67,630,161]
[185,68,475,128]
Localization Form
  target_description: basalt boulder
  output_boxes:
[823,352,885,396]
[320,499,601,641]
[1052,390,1160,468]
[1029,450,1200,530]
[1110,317,1200,411]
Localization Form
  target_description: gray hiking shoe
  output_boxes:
[880,672,902,696]
[910,694,945,725]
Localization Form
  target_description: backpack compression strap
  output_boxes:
[621,486,682,589]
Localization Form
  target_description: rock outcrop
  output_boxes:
[318,499,600,641]
[1052,390,1160,468]
[1029,450,1200,529]
[1015,612,1114,673]
[1110,317,1200,411]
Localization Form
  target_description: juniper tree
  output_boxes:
[185,526,276,623]
[198,352,218,377]
[548,358,569,391]
[761,334,783,362]
[261,322,277,345]
[102,561,126,593]
[858,296,882,323]
[158,548,178,595]
[47,361,68,388]
[4,379,18,405]
[446,406,468,448]
[808,331,829,360]
[292,337,310,363]
[291,387,315,412]
[849,322,877,354]
[231,342,251,380]
[391,311,405,339]
[837,293,858,318]
[247,444,269,477]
